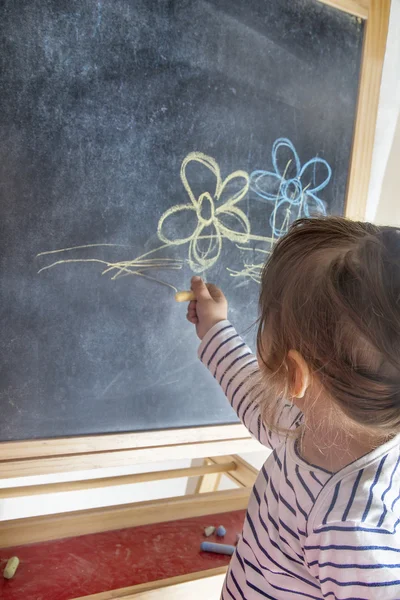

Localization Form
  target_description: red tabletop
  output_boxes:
[0,509,245,600]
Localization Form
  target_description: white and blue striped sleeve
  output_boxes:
[198,320,302,449]
[305,523,400,599]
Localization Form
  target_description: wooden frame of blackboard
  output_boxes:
[0,0,391,475]
[0,423,262,479]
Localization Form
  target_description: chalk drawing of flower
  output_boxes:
[250,138,332,238]
[158,152,250,272]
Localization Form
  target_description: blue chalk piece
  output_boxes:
[200,541,235,556]
[216,525,226,537]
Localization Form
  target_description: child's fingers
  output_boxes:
[187,304,197,317]
[186,313,198,324]
[191,276,212,301]
[206,283,226,303]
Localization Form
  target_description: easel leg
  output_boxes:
[194,459,222,493]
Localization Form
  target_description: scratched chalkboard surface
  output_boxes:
[0,0,363,441]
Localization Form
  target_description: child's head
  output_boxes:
[257,217,400,437]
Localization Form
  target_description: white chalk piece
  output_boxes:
[3,556,19,579]
[200,542,235,556]
[216,525,226,537]
[175,290,196,302]
[204,525,216,537]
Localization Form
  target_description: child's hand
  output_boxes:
[186,276,228,340]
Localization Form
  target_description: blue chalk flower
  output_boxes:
[250,138,332,238]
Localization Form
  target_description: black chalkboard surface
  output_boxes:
[0,0,363,441]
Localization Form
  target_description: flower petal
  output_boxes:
[217,207,251,243]
[157,204,198,245]
[303,192,327,217]
[215,170,249,210]
[299,157,332,194]
[250,170,283,202]
[272,138,301,179]
[270,198,298,238]
[189,222,222,272]
[180,152,221,209]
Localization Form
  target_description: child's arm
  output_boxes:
[187,277,302,448]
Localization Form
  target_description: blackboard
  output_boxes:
[0,0,363,441]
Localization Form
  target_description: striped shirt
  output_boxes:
[199,321,400,600]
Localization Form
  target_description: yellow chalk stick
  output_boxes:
[175,290,196,302]
[3,556,19,579]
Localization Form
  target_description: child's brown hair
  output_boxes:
[257,217,400,435]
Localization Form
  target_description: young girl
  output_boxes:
[187,217,400,599]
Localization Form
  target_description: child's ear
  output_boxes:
[287,350,310,399]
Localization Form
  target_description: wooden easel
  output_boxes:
[0,424,261,548]
[0,426,260,599]
[0,0,391,597]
